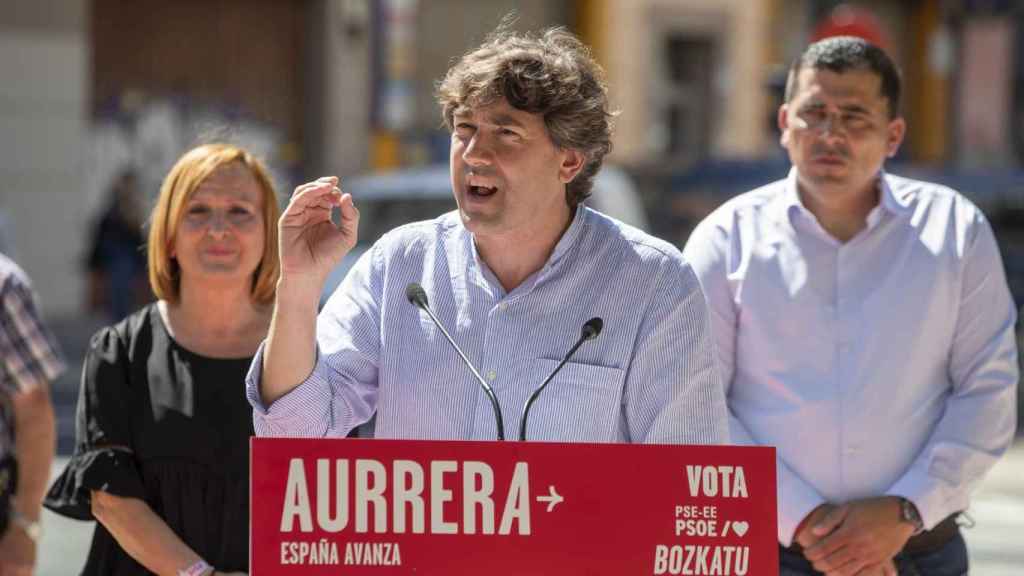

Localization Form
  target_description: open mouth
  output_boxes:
[468,184,498,198]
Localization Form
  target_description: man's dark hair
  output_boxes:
[437,25,614,208]
[785,36,902,118]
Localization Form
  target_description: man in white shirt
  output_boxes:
[684,36,1018,576]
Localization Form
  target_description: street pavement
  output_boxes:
[34,440,1024,574]
[961,441,1024,574]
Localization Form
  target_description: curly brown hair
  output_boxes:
[437,26,615,208]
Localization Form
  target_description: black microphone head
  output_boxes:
[406,283,429,308]
[581,317,603,341]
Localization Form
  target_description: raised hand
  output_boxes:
[278,176,359,283]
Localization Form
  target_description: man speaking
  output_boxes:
[246,26,727,445]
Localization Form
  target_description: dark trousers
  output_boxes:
[779,532,968,576]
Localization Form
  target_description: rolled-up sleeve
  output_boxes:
[248,247,383,438]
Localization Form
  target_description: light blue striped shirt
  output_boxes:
[247,206,728,444]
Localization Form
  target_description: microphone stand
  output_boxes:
[407,284,506,441]
[518,318,603,441]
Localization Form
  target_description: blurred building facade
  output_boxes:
[1,0,1023,319]
[583,0,1024,170]
[0,0,88,317]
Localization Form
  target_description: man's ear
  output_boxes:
[778,104,791,147]
[558,148,586,184]
[886,116,907,158]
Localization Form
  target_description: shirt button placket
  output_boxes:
[473,307,499,439]
[836,246,849,490]
[476,299,512,439]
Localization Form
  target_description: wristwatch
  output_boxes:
[898,497,924,535]
[9,508,42,542]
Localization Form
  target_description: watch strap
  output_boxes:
[898,497,924,535]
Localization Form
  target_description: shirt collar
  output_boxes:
[777,167,912,227]
[458,204,588,299]
[546,203,588,268]
[877,172,915,216]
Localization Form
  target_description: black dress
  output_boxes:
[44,304,253,574]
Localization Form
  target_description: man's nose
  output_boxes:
[812,114,848,138]
[462,134,493,166]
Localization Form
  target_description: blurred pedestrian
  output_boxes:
[0,253,62,575]
[45,143,281,575]
[85,169,150,321]
[684,36,1018,576]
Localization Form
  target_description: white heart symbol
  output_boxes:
[732,521,749,537]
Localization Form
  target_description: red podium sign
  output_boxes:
[251,438,777,575]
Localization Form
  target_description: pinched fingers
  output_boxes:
[282,179,347,227]
[285,177,343,214]
[337,190,359,223]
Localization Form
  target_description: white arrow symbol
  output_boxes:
[536,485,564,512]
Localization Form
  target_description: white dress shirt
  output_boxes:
[683,169,1019,545]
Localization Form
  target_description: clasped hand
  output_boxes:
[795,497,915,576]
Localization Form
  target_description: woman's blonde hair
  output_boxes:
[147,143,281,305]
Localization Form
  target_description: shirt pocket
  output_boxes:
[522,359,626,443]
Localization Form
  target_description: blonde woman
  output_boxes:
[45,144,281,575]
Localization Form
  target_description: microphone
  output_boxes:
[406,283,506,441]
[518,317,603,441]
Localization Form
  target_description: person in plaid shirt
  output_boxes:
[0,253,62,575]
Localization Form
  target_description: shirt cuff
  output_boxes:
[246,341,335,437]
[778,474,826,547]
[245,340,272,414]
[886,467,964,531]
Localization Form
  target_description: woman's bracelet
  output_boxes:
[178,559,214,576]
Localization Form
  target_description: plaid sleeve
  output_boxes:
[0,272,65,393]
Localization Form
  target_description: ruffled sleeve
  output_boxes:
[44,323,146,520]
